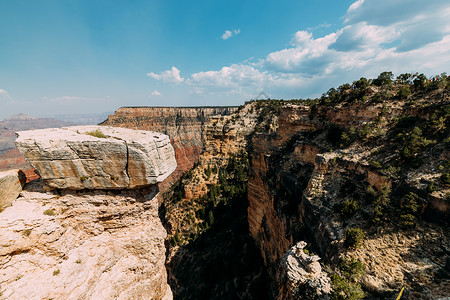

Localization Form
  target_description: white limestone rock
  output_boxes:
[0,169,25,212]
[278,241,332,299]
[0,181,172,300]
[15,126,177,189]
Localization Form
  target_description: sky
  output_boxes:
[1,0,449,119]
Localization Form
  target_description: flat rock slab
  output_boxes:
[0,169,25,211]
[15,126,177,189]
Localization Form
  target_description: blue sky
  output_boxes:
[1,0,449,119]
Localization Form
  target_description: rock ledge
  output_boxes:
[15,126,177,189]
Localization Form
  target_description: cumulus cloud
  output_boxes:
[147,66,185,84]
[190,64,272,88]
[221,29,240,40]
[151,90,162,96]
[147,0,450,100]
[344,0,450,51]
[266,31,337,74]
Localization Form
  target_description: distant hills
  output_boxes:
[0,112,111,171]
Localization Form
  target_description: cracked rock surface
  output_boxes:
[15,126,177,189]
[0,180,172,300]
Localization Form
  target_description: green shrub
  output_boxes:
[330,274,365,300]
[340,199,359,218]
[441,173,450,185]
[22,229,32,236]
[344,228,365,249]
[53,269,60,276]
[397,86,411,99]
[340,258,365,280]
[369,160,383,169]
[399,127,435,159]
[43,209,56,216]
[373,71,393,87]
[85,129,107,138]
[400,192,419,227]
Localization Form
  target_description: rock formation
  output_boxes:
[0,180,172,300]
[155,83,449,299]
[277,241,332,300]
[101,106,238,191]
[15,126,176,190]
[0,169,25,212]
[2,125,178,299]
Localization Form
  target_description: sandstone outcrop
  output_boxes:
[277,241,332,300]
[0,180,172,300]
[101,106,237,191]
[0,169,25,212]
[15,126,176,190]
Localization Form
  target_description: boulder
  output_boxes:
[15,126,177,190]
[0,169,26,211]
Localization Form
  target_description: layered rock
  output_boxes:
[15,126,176,190]
[0,169,25,211]
[277,241,331,300]
[101,106,238,191]
[246,98,450,298]
[0,180,172,300]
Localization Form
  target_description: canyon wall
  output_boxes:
[157,92,449,299]
[101,106,238,191]
[37,87,446,299]
[245,97,449,298]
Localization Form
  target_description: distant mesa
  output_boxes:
[4,113,36,121]
[15,126,177,190]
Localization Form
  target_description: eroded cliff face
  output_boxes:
[0,180,172,300]
[245,95,449,298]
[101,106,238,192]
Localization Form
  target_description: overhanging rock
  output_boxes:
[15,126,177,189]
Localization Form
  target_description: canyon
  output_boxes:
[102,82,448,299]
[1,77,449,299]
[100,106,238,192]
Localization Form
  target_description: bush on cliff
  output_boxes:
[344,228,365,249]
[340,198,359,219]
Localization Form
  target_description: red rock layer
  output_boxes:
[101,106,238,192]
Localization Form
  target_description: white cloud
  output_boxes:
[190,64,272,88]
[147,66,185,84]
[344,0,450,51]
[221,29,240,40]
[0,89,10,100]
[151,90,162,96]
[146,0,450,101]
